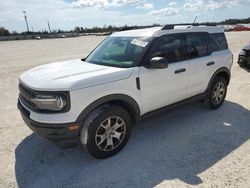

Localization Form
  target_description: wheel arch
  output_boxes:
[207,67,231,91]
[76,94,141,125]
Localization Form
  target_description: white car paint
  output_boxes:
[139,63,188,114]
[18,25,233,124]
[20,59,133,91]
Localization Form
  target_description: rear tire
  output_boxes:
[80,104,132,159]
[204,76,227,110]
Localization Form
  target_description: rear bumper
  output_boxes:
[18,100,80,148]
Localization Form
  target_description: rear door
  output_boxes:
[184,32,218,98]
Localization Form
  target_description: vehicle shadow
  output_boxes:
[15,101,250,188]
[238,63,250,72]
[241,66,250,72]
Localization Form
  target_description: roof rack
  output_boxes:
[162,23,217,30]
[119,25,161,31]
[119,23,218,32]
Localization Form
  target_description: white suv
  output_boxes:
[18,25,233,159]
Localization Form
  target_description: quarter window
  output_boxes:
[211,33,228,50]
[205,34,220,53]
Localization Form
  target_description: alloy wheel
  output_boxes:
[212,82,225,105]
[95,116,126,152]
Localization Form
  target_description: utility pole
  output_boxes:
[47,21,51,33]
[22,11,30,32]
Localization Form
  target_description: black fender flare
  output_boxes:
[206,67,231,92]
[76,94,141,124]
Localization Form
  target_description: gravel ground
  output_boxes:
[0,32,250,188]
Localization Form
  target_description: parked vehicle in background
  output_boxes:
[234,25,250,31]
[18,24,233,159]
[238,44,250,68]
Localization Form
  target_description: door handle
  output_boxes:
[207,62,215,66]
[175,68,186,74]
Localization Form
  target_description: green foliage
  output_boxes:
[0,27,10,36]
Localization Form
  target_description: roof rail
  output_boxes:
[162,23,217,30]
[120,25,161,31]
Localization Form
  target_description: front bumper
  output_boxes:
[18,100,80,148]
[238,55,250,66]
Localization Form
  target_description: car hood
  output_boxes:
[19,59,133,91]
[243,44,250,50]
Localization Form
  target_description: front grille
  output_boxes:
[19,84,37,111]
[246,50,250,57]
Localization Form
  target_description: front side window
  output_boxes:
[147,34,184,63]
[86,37,151,68]
[185,33,208,59]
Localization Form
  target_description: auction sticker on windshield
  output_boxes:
[131,39,148,47]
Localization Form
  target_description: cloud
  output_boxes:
[183,0,203,11]
[71,0,144,8]
[206,0,250,10]
[111,0,144,6]
[136,3,154,9]
[183,0,250,11]
[149,7,179,16]
[71,0,109,8]
[169,2,177,7]
[206,1,228,10]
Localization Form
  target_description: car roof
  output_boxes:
[111,27,162,37]
[111,25,224,38]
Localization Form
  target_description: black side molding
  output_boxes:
[136,77,140,90]
[140,93,206,121]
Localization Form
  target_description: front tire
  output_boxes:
[80,105,132,159]
[204,76,227,110]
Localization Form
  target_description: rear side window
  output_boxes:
[185,33,208,59]
[148,34,184,63]
[211,33,228,50]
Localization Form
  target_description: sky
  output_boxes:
[0,0,249,32]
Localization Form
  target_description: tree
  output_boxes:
[74,26,80,33]
[0,27,10,36]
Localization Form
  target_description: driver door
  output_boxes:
[139,34,189,114]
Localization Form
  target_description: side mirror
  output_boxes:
[146,57,168,69]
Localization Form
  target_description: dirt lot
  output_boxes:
[0,32,250,188]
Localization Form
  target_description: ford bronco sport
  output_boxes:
[18,25,233,159]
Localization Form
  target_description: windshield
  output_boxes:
[85,37,151,68]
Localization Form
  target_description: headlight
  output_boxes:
[31,94,67,111]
